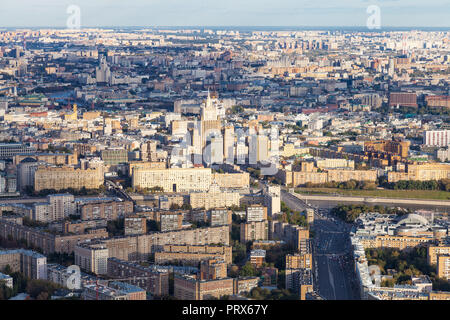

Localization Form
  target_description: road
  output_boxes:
[105,179,134,201]
[291,192,450,208]
[281,190,360,300]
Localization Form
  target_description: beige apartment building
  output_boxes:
[0,218,108,254]
[14,153,78,166]
[360,235,435,250]
[240,220,269,243]
[104,225,230,261]
[428,246,450,265]
[174,275,259,300]
[80,200,134,221]
[101,148,128,166]
[124,216,147,235]
[174,275,234,300]
[189,185,241,210]
[73,143,97,156]
[388,163,450,183]
[128,161,166,176]
[282,144,310,158]
[246,205,268,222]
[286,253,313,269]
[154,251,227,266]
[277,167,377,186]
[82,111,101,120]
[326,169,377,183]
[155,245,232,265]
[160,212,183,232]
[132,167,212,192]
[428,292,450,300]
[74,242,109,275]
[315,158,355,169]
[34,166,104,192]
[269,221,310,251]
[200,259,228,280]
[209,208,232,227]
[285,263,313,300]
[107,257,169,296]
[0,249,47,280]
[212,172,249,189]
[437,255,450,280]
[81,283,128,300]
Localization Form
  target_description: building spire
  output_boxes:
[207,89,211,107]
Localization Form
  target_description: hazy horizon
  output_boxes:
[0,0,449,28]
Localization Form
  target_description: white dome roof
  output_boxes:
[396,214,429,226]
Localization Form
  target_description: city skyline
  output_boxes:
[0,3,449,304]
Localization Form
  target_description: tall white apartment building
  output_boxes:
[32,193,75,222]
[246,205,267,222]
[424,130,450,147]
[74,242,109,275]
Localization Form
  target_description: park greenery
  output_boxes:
[27,186,106,197]
[304,180,377,190]
[47,252,75,267]
[190,220,210,229]
[239,262,259,277]
[365,247,450,292]
[0,265,62,300]
[296,186,450,200]
[230,105,244,114]
[133,186,164,194]
[279,201,308,227]
[246,167,261,179]
[46,144,72,154]
[302,179,450,192]
[170,203,192,210]
[106,218,124,236]
[22,216,48,228]
[246,287,299,300]
[146,220,160,232]
[231,240,247,265]
[264,243,297,271]
[382,179,450,192]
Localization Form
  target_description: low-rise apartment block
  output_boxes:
[155,244,232,265]
[107,258,169,296]
[34,166,104,192]
[0,249,47,280]
[0,218,108,254]
[80,200,133,221]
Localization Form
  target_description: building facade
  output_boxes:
[0,249,47,280]
[132,168,212,193]
[107,258,169,296]
[34,166,104,192]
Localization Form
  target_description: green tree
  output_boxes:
[2,265,12,275]
[232,241,247,265]
[26,279,60,300]
[240,262,256,277]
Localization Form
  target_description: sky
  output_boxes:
[0,0,449,28]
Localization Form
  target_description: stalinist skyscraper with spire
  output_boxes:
[201,90,218,121]
[200,90,222,150]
